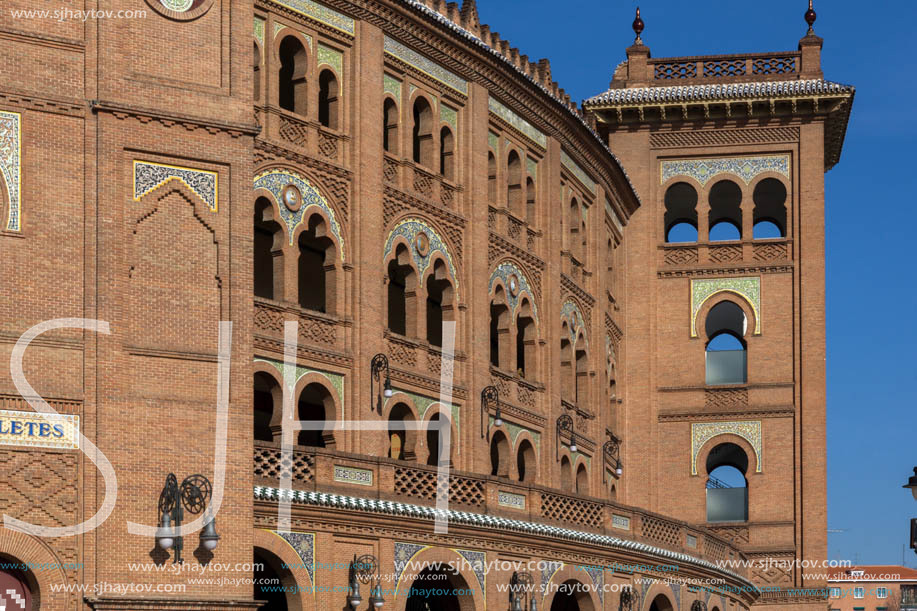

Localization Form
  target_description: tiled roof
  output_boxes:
[827,566,917,582]
[584,79,854,107]
[253,485,757,588]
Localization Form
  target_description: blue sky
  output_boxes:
[473,0,917,565]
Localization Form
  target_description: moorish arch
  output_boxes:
[382,217,459,294]
[489,260,540,377]
[0,528,71,610]
[252,529,315,611]
[253,168,346,254]
[544,563,600,611]
[393,546,485,611]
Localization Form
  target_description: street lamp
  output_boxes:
[509,571,537,611]
[371,354,393,414]
[155,473,218,564]
[556,414,577,460]
[481,385,502,440]
[903,467,917,501]
[603,435,623,483]
[348,553,384,609]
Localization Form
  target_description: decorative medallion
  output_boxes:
[691,420,762,475]
[383,218,458,290]
[690,277,760,337]
[561,299,587,347]
[273,530,315,589]
[0,110,21,232]
[253,170,344,255]
[661,155,790,186]
[414,231,430,257]
[146,0,212,20]
[489,97,547,148]
[133,161,218,212]
[488,262,538,321]
[333,465,372,486]
[384,36,467,95]
[281,184,302,212]
[273,0,354,35]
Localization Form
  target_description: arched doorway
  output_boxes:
[253,547,301,611]
[649,593,675,611]
[550,578,594,611]
[0,565,34,611]
[406,564,468,611]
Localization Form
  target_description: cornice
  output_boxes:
[90,100,259,137]
[0,89,84,117]
[658,264,793,278]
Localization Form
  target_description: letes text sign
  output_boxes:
[0,410,80,450]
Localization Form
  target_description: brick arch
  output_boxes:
[419,403,458,466]
[694,292,759,342]
[544,563,600,611]
[272,28,311,65]
[292,372,340,446]
[253,361,285,438]
[383,216,460,294]
[642,585,678,611]
[512,430,538,482]
[0,529,70,610]
[695,432,760,477]
[392,546,483,611]
[489,259,540,323]
[384,393,420,461]
[252,528,314,611]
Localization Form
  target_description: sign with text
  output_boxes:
[0,410,80,450]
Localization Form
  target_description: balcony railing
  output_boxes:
[649,52,800,83]
[660,239,791,268]
[253,442,750,573]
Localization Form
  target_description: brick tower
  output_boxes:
[584,4,853,609]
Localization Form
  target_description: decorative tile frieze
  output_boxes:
[488,97,546,148]
[690,277,760,337]
[0,410,79,450]
[254,16,265,47]
[489,261,538,321]
[383,218,458,290]
[333,465,372,486]
[384,36,467,95]
[383,73,402,99]
[691,420,762,475]
[253,169,344,255]
[133,160,218,212]
[273,530,315,588]
[254,357,345,415]
[541,561,563,592]
[526,157,537,179]
[661,155,790,186]
[274,0,354,35]
[0,110,21,231]
[317,43,343,74]
[687,534,698,548]
[498,490,526,510]
[561,150,596,194]
[393,542,427,593]
[455,549,486,594]
[561,299,588,348]
[582,563,605,603]
[440,104,457,129]
[487,131,499,151]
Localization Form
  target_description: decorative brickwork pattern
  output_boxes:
[253,446,315,485]
[650,127,799,149]
[704,388,749,408]
[664,246,699,266]
[641,515,682,548]
[393,467,485,507]
[655,61,697,80]
[540,492,603,529]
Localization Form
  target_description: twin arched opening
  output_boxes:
[488,431,537,482]
[253,370,337,448]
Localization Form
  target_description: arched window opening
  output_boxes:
[0,564,35,611]
[425,259,453,348]
[609,483,617,501]
[526,176,536,225]
[560,325,574,403]
[412,97,433,168]
[278,36,308,115]
[383,98,399,154]
[575,463,589,495]
[388,403,417,461]
[317,69,339,129]
[297,383,334,447]
[550,579,594,611]
[560,455,573,492]
[705,301,748,385]
[298,214,335,313]
[439,127,454,180]
[575,336,588,405]
[254,197,283,300]
[490,287,510,368]
[489,430,510,477]
[664,181,699,243]
[487,152,497,204]
[516,300,536,379]
[387,244,415,336]
[507,150,523,217]
[649,594,675,611]
[569,198,583,260]
[253,42,261,102]
[517,439,536,482]
[254,372,281,443]
[753,178,788,239]
[706,442,749,522]
[708,180,743,241]
[406,565,469,610]
[425,413,450,466]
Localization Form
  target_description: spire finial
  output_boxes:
[632,7,645,44]
[805,0,817,33]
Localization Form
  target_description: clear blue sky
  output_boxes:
[473,0,917,566]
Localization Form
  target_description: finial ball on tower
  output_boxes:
[632,7,645,43]
[805,0,817,32]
